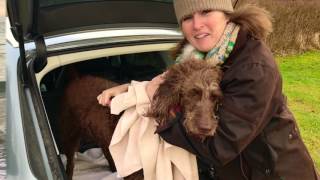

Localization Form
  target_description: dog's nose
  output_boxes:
[197,123,213,135]
[198,127,212,134]
[196,119,217,136]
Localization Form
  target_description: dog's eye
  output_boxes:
[210,94,216,101]
[189,88,202,98]
[210,90,222,100]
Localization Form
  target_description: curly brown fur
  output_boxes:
[59,67,143,180]
[148,60,223,141]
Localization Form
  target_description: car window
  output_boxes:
[40,0,173,7]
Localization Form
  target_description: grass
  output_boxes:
[276,51,320,171]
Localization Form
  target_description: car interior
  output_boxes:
[37,49,175,178]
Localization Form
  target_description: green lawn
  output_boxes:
[276,51,320,171]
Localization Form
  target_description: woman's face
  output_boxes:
[181,10,229,52]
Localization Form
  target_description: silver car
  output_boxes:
[5,0,181,179]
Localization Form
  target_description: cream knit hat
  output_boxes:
[174,0,234,24]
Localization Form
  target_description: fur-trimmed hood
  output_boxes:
[228,4,273,41]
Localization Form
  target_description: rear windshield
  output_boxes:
[40,0,173,7]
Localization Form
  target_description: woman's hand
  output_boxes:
[146,72,166,100]
[97,83,129,106]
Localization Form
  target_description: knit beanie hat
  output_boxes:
[174,0,234,24]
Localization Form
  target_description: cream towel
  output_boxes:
[109,81,198,180]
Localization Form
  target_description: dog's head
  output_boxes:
[149,59,223,141]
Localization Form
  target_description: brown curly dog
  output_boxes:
[59,59,222,180]
[58,67,143,180]
[148,59,223,141]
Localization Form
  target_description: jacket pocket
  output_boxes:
[243,134,279,179]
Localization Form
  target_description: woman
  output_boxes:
[97,0,319,179]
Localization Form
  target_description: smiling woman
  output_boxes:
[181,10,230,52]
[143,0,319,179]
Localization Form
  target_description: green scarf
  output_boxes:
[176,22,240,66]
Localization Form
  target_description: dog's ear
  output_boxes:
[146,66,185,127]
